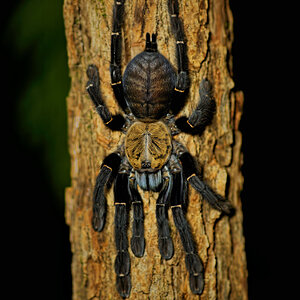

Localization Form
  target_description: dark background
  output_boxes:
[2,1,294,299]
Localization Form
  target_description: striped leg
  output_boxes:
[170,171,204,295]
[92,152,121,232]
[114,173,131,298]
[110,0,129,113]
[174,141,233,214]
[86,64,125,131]
[156,170,174,260]
[175,79,216,135]
[168,0,189,115]
[129,173,145,258]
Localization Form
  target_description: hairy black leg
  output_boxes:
[174,141,233,214]
[128,173,145,258]
[110,0,129,113]
[156,170,174,260]
[176,79,216,135]
[170,171,204,295]
[168,0,189,115]
[92,152,121,232]
[86,64,125,130]
[114,173,131,298]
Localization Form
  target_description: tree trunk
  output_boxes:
[63,0,247,299]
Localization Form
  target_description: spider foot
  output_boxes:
[158,237,174,260]
[92,202,106,232]
[116,274,131,299]
[188,78,216,128]
[185,253,204,295]
[86,64,99,83]
[131,236,145,258]
[189,273,204,295]
[92,213,105,232]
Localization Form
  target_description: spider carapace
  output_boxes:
[86,0,233,298]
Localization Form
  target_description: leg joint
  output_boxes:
[174,87,185,93]
[186,119,195,128]
[171,204,182,209]
[187,173,196,181]
[102,164,113,171]
[132,201,142,205]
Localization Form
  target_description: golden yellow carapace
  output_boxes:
[125,121,172,171]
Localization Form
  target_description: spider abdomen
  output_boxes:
[123,51,176,122]
[125,121,172,172]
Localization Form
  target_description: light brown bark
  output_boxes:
[64,0,247,299]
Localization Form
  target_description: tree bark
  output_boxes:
[63,0,247,299]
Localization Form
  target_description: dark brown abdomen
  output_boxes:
[123,51,176,122]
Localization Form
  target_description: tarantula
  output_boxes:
[86,0,233,298]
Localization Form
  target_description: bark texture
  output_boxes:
[64,0,247,299]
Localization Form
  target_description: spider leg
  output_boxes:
[128,173,145,258]
[110,0,129,113]
[86,64,125,131]
[170,171,204,295]
[174,141,234,214]
[114,172,131,298]
[156,169,174,260]
[176,79,216,135]
[92,152,121,232]
[168,0,189,115]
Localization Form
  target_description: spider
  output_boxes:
[86,0,233,298]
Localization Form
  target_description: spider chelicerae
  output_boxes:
[86,0,233,298]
